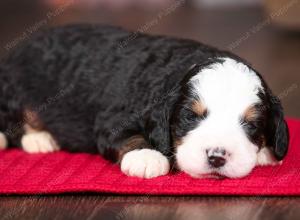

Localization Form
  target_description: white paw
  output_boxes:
[256,147,281,166]
[21,132,60,153]
[0,132,8,150]
[121,149,170,179]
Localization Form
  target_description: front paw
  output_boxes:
[21,132,60,153]
[121,149,170,179]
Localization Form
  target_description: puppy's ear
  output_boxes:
[143,86,180,158]
[143,61,216,158]
[264,93,289,161]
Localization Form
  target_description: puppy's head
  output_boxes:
[172,57,289,178]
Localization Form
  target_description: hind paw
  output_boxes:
[0,132,7,150]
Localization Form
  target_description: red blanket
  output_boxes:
[0,118,299,196]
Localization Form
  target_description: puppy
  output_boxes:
[0,24,289,179]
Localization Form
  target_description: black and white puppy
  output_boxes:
[0,24,289,179]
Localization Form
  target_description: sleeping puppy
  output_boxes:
[0,24,289,179]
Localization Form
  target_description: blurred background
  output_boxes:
[0,0,299,117]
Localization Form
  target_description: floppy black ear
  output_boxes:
[264,93,289,161]
[142,61,217,158]
[143,86,180,158]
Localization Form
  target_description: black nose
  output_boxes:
[208,156,226,168]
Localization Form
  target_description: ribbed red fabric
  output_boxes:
[0,118,299,196]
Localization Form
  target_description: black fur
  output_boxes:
[0,24,289,164]
[264,90,290,160]
[171,64,211,141]
[255,77,289,160]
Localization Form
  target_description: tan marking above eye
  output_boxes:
[244,105,259,122]
[191,100,207,116]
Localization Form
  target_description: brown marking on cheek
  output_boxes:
[191,100,207,116]
[117,135,150,162]
[260,135,267,148]
[171,129,183,149]
[23,109,44,132]
[244,105,259,122]
[173,138,183,148]
[252,135,266,150]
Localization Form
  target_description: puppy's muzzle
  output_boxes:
[207,148,227,168]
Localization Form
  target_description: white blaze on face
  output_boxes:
[176,58,264,178]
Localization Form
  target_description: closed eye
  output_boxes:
[240,118,264,134]
[242,121,258,131]
[186,107,208,121]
